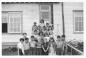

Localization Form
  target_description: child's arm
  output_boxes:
[17,43,19,55]
[22,48,25,55]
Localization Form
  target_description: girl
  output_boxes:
[48,37,57,55]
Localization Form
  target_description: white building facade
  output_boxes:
[2,2,83,46]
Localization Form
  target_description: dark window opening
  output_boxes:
[2,23,7,33]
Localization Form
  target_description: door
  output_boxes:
[39,5,51,23]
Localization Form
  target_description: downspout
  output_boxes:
[62,2,65,35]
[51,3,54,27]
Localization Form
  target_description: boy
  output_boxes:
[61,35,66,55]
[56,35,63,55]
[42,38,49,55]
[23,38,30,55]
[22,33,28,40]
[32,22,38,34]
[17,38,24,55]
[30,35,37,55]
[36,32,44,55]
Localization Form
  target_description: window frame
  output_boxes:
[39,4,51,23]
[2,11,23,34]
[73,10,83,34]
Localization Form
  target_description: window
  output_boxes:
[40,5,51,22]
[73,10,83,33]
[2,12,8,33]
[2,11,22,33]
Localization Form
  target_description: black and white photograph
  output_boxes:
[1,1,84,56]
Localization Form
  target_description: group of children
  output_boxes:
[32,19,53,37]
[17,33,66,55]
[17,19,66,55]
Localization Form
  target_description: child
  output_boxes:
[17,38,24,55]
[23,38,30,55]
[61,35,66,55]
[30,35,37,55]
[56,35,63,55]
[22,33,28,40]
[38,19,45,33]
[49,37,57,55]
[45,23,49,31]
[32,22,38,34]
[34,30,38,35]
[40,19,45,27]
[42,38,49,55]
[36,32,44,55]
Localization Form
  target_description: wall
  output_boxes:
[53,3,63,40]
[2,2,83,44]
[64,2,83,42]
[2,4,39,43]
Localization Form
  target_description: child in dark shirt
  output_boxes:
[42,38,49,55]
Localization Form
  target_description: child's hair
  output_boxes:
[31,35,34,38]
[39,31,43,36]
[20,38,24,41]
[34,22,37,24]
[46,23,49,25]
[25,38,29,40]
[57,35,60,38]
[34,30,38,35]
[40,19,44,23]
[34,30,37,32]
[49,37,55,42]
[61,35,65,38]
[22,33,27,35]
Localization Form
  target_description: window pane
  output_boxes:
[40,5,50,11]
[40,5,51,22]
[41,12,49,20]
[2,23,7,33]
[2,12,8,23]
[74,10,83,32]
[8,12,22,33]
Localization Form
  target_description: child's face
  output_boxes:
[46,23,49,26]
[44,38,47,43]
[34,23,36,25]
[57,38,60,40]
[61,37,65,40]
[20,40,24,43]
[25,40,29,43]
[23,34,27,37]
[40,20,44,23]
[31,37,34,41]
[50,39,54,42]
[40,32,43,36]
[34,31,38,35]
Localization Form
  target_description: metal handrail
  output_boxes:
[66,43,83,55]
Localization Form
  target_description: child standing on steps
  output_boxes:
[17,38,24,55]
[42,38,49,55]
[48,37,57,55]
[56,35,63,55]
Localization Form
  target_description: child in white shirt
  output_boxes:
[17,38,24,55]
[30,35,37,55]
